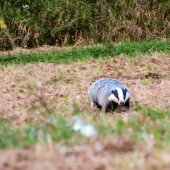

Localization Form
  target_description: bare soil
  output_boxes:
[0,52,170,169]
[1,52,170,125]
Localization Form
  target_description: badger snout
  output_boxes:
[120,101,125,105]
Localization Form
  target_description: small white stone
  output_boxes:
[80,124,97,137]
[73,122,83,131]
[72,115,83,131]
[35,81,42,88]
[72,115,97,137]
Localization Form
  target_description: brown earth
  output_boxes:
[0,52,170,126]
[0,52,170,169]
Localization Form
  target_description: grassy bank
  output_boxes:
[1,0,170,50]
[0,40,170,65]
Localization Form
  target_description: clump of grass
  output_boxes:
[124,70,132,74]
[59,71,66,79]
[26,83,35,90]
[145,65,152,71]
[60,105,69,114]
[140,77,154,85]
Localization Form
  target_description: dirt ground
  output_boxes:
[0,52,170,125]
[0,52,170,169]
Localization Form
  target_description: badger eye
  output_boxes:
[116,96,119,100]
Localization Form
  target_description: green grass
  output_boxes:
[0,40,170,66]
[1,104,170,149]
[0,115,76,149]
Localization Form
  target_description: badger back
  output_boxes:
[88,80,104,100]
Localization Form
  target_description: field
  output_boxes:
[0,41,170,169]
[1,0,170,169]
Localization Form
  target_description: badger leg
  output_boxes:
[91,101,102,110]
[105,101,118,113]
[124,98,130,109]
[91,102,95,109]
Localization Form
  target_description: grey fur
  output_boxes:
[88,78,130,112]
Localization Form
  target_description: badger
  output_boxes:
[88,78,130,113]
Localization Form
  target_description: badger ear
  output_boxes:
[111,89,115,93]
[124,88,127,92]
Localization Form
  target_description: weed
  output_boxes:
[140,77,154,85]
[93,77,96,82]
[76,84,81,89]
[50,96,57,104]
[159,75,164,80]
[71,79,74,85]
[27,83,35,90]
[80,71,84,76]
[59,71,66,79]
[124,70,132,74]
[49,76,58,84]
[60,105,69,114]
[63,95,69,103]
[61,84,65,90]
[145,65,152,71]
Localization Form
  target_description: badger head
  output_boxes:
[109,87,130,105]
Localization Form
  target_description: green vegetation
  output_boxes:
[1,104,170,149]
[0,40,170,65]
[0,115,75,148]
[140,77,154,85]
[1,0,170,50]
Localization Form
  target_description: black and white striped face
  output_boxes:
[108,87,130,105]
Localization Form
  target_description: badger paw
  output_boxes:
[91,102,95,109]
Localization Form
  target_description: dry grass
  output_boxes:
[0,52,170,127]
